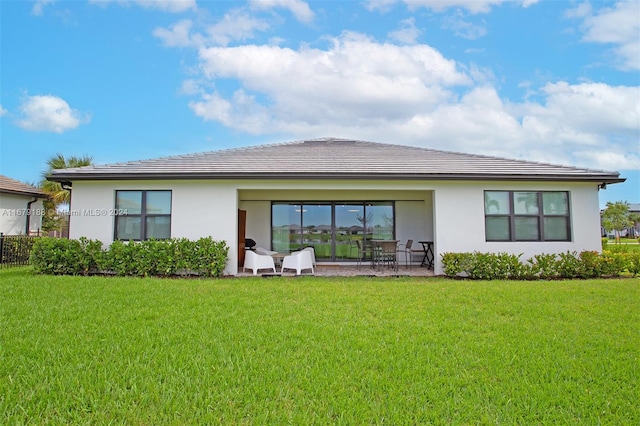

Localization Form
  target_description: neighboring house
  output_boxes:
[0,175,48,235]
[631,204,640,236]
[48,137,625,276]
[600,202,640,238]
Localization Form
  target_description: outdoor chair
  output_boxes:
[355,240,373,270]
[397,239,424,269]
[375,240,398,272]
[243,250,276,275]
[281,250,315,275]
[302,246,316,267]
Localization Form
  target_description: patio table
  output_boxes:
[418,241,434,269]
[271,252,287,268]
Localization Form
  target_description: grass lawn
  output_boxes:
[1,268,638,424]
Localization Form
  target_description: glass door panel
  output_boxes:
[335,204,365,260]
[272,203,300,253]
[302,204,332,260]
[368,203,394,240]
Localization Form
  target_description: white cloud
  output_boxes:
[441,12,487,39]
[16,95,89,133]
[572,0,640,71]
[388,18,422,44]
[31,0,54,16]
[179,79,203,95]
[89,0,196,13]
[153,19,195,47]
[249,0,314,23]
[366,0,536,14]
[192,31,470,131]
[154,10,269,48]
[155,8,637,172]
[185,30,639,170]
[206,9,270,46]
[0,105,7,117]
[564,2,591,19]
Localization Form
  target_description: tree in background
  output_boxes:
[601,201,633,243]
[40,154,93,233]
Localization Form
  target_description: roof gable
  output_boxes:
[49,137,624,184]
[0,175,47,197]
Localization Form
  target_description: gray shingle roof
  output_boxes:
[0,175,47,197]
[48,137,624,184]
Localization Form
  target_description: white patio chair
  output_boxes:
[302,247,316,267]
[281,250,315,275]
[243,250,276,275]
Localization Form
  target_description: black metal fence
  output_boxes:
[0,234,40,268]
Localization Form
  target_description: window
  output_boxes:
[484,191,570,242]
[114,190,172,240]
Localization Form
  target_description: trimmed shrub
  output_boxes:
[528,253,558,279]
[440,249,637,280]
[556,251,581,279]
[31,237,229,278]
[441,252,472,278]
[31,238,84,275]
[626,251,640,276]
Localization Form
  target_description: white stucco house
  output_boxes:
[0,175,47,235]
[48,138,625,276]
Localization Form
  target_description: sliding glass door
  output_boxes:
[272,202,394,261]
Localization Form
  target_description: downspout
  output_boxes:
[61,181,72,238]
[25,197,38,235]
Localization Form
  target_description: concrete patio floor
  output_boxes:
[238,262,436,277]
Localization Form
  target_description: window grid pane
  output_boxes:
[116,191,142,214]
[485,191,510,214]
[146,216,171,239]
[116,216,141,240]
[146,191,172,214]
[485,217,510,241]
[515,217,540,240]
[543,192,568,215]
[514,192,539,215]
[544,217,569,240]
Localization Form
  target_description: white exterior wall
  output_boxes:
[69,180,239,275]
[67,178,604,276]
[432,181,602,275]
[238,201,271,250]
[0,193,44,235]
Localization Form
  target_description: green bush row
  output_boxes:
[30,237,229,277]
[441,249,640,280]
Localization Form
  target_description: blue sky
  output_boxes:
[1,0,638,207]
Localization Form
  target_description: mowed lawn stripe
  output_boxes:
[1,268,638,424]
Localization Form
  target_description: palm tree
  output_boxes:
[40,153,93,205]
[40,153,93,232]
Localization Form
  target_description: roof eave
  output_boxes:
[0,189,49,198]
[47,172,626,184]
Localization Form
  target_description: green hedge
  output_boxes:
[30,237,229,277]
[441,249,640,280]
